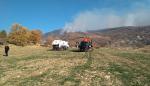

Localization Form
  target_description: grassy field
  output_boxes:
[0,45,150,86]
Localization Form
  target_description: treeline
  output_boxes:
[0,23,42,46]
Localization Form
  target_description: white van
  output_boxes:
[52,40,69,50]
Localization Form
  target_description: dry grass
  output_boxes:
[0,45,150,86]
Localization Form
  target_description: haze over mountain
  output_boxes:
[44,26,150,47]
[62,8,150,32]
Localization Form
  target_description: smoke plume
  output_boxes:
[62,7,150,32]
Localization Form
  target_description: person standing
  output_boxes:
[4,45,10,56]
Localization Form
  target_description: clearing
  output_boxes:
[0,45,150,86]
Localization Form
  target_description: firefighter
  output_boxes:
[4,45,10,56]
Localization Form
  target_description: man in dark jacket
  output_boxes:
[4,45,10,56]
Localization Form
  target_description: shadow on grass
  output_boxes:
[46,49,53,51]
[70,49,81,52]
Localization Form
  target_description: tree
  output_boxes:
[30,30,42,44]
[0,30,7,44]
[44,36,53,46]
[0,30,7,38]
[8,23,43,46]
[8,24,30,46]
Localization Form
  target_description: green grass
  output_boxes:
[0,45,150,86]
[101,48,150,86]
[115,52,150,66]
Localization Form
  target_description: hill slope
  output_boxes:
[44,26,150,47]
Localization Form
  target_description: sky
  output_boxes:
[0,0,150,33]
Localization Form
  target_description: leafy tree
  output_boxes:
[8,24,30,46]
[0,30,7,38]
[30,30,42,44]
[8,23,43,46]
[0,30,7,44]
[44,36,53,46]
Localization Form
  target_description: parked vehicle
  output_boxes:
[78,37,92,52]
[52,40,69,50]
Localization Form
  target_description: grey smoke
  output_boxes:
[62,9,150,32]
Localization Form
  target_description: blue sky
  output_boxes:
[0,0,150,33]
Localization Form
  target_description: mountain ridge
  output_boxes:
[44,26,150,47]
